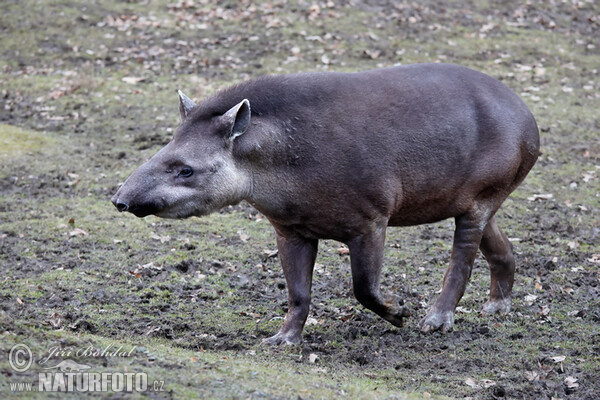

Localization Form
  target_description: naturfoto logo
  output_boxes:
[8,343,165,393]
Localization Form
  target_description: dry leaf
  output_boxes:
[524,294,538,304]
[465,378,480,389]
[122,76,146,84]
[587,254,600,264]
[337,247,350,256]
[237,231,249,242]
[564,376,579,388]
[561,286,574,295]
[69,228,88,237]
[150,234,170,243]
[308,353,318,363]
[527,193,553,201]
[480,379,496,388]
[262,249,278,261]
[363,49,381,59]
[525,371,539,381]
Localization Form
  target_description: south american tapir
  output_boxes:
[112,63,540,345]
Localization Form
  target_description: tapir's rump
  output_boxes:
[113,63,539,344]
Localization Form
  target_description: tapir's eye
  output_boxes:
[179,167,193,177]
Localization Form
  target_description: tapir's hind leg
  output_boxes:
[420,208,489,333]
[480,216,514,314]
[347,225,411,327]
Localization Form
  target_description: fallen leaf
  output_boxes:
[525,371,540,381]
[16,297,23,305]
[237,230,249,242]
[150,234,170,243]
[524,294,538,304]
[363,49,381,59]
[465,378,480,389]
[480,379,496,388]
[69,228,88,237]
[308,4,320,19]
[587,254,600,264]
[262,249,278,261]
[582,171,595,182]
[528,193,553,201]
[561,287,574,295]
[337,247,350,256]
[308,353,318,363]
[564,376,579,388]
[122,76,146,84]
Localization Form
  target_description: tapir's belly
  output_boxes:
[263,174,481,241]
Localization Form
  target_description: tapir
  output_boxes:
[112,63,539,345]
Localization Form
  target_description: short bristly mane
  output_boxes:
[189,72,348,121]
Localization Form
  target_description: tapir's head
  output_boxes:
[111,91,252,219]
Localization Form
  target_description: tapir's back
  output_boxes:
[206,63,538,164]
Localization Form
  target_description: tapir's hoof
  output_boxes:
[419,309,454,334]
[481,298,511,315]
[261,331,301,346]
[385,306,412,328]
[382,294,412,327]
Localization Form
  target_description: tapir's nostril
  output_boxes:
[113,199,129,212]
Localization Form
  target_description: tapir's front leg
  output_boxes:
[262,227,318,345]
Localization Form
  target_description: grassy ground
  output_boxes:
[1,0,599,399]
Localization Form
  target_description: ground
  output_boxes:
[0,0,599,399]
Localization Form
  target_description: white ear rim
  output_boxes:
[225,99,251,141]
[178,90,196,121]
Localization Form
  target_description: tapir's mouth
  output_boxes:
[128,201,167,218]
[112,200,161,218]
[129,206,154,218]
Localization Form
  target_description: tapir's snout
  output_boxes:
[111,195,129,212]
[111,185,161,218]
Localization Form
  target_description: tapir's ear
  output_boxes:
[222,99,251,142]
[178,90,196,121]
